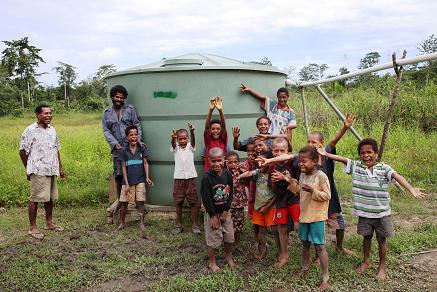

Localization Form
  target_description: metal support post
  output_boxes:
[315,85,362,141]
[300,86,310,137]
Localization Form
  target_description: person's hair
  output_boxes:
[176,129,188,137]
[272,137,288,148]
[208,147,224,158]
[310,131,324,142]
[253,138,266,144]
[276,87,289,96]
[256,116,271,126]
[35,104,50,114]
[299,145,319,161]
[259,151,273,159]
[210,119,222,128]
[125,124,138,136]
[225,151,239,161]
[110,85,128,99]
[358,138,378,154]
[246,142,255,149]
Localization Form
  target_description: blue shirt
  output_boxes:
[119,144,149,185]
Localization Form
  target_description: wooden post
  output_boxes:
[378,50,407,161]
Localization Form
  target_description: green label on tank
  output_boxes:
[153,91,177,99]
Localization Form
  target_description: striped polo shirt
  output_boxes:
[344,159,396,218]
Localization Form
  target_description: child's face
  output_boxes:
[359,144,378,168]
[177,132,188,148]
[254,140,268,155]
[307,133,323,148]
[256,118,270,134]
[209,153,225,173]
[277,92,289,107]
[226,155,239,172]
[299,152,317,174]
[210,123,222,139]
[246,144,256,161]
[272,142,288,157]
[127,129,138,144]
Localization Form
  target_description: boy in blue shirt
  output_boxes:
[117,125,154,231]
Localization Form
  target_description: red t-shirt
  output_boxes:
[203,128,228,171]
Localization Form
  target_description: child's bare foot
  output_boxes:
[375,268,387,281]
[319,279,329,291]
[275,256,289,268]
[312,257,320,266]
[295,268,310,277]
[336,247,356,256]
[208,262,221,272]
[256,247,267,261]
[139,222,146,231]
[356,261,372,274]
[115,223,125,231]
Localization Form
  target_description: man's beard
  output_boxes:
[112,99,124,109]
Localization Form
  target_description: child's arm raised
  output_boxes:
[188,123,196,148]
[240,83,269,109]
[237,169,256,180]
[317,147,348,165]
[232,127,240,150]
[170,130,177,150]
[256,153,295,167]
[329,113,355,148]
[204,97,216,131]
[215,96,227,131]
[392,172,427,199]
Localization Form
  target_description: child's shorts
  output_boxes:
[299,221,325,245]
[252,208,276,227]
[230,207,245,233]
[204,212,234,249]
[327,212,346,230]
[120,183,146,203]
[173,178,198,204]
[357,216,394,238]
[274,204,300,225]
[29,174,59,202]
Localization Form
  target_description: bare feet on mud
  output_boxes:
[356,261,372,274]
[208,262,221,272]
[375,268,387,281]
[275,256,289,268]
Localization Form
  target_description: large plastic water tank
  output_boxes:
[106,53,287,206]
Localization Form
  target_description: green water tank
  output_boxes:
[106,53,287,206]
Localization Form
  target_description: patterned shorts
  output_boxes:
[231,208,245,233]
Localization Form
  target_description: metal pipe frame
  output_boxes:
[286,52,437,87]
[300,86,310,137]
[316,85,362,141]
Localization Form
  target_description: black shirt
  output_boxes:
[316,145,341,214]
[201,168,234,216]
[269,157,300,208]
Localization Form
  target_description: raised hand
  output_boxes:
[344,113,355,128]
[255,133,268,140]
[240,83,250,93]
[255,156,268,167]
[232,127,240,138]
[316,146,327,156]
[209,97,216,110]
[215,96,223,110]
[188,123,195,132]
[171,129,178,139]
[411,188,427,199]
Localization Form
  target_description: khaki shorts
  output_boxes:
[204,212,234,249]
[120,183,146,203]
[30,174,58,202]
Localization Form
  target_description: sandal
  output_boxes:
[46,225,64,232]
[28,230,44,239]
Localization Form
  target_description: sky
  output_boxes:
[1,0,436,85]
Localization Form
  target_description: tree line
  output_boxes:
[1,35,436,116]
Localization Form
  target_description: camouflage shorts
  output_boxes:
[231,208,245,233]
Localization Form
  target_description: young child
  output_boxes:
[269,137,300,267]
[238,151,276,261]
[240,84,296,143]
[240,143,257,219]
[201,147,236,272]
[204,96,228,171]
[170,123,200,234]
[317,138,427,280]
[118,125,154,231]
[297,146,331,291]
[225,151,247,251]
[232,116,274,151]
[253,138,270,156]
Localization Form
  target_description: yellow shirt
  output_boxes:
[299,170,331,223]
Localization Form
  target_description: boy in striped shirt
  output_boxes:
[317,138,426,280]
